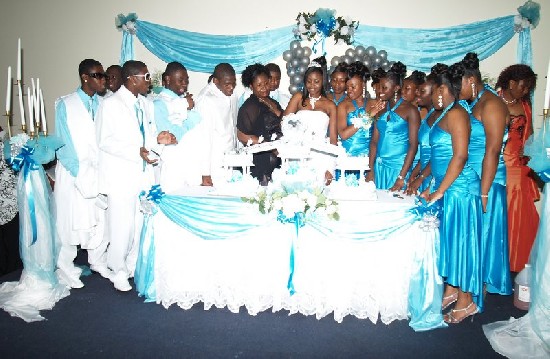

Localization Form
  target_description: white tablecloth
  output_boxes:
[144,187,443,328]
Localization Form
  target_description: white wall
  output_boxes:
[0,0,548,133]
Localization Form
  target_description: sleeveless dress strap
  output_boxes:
[469,87,486,111]
[422,107,435,123]
[391,98,404,112]
[431,102,455,129]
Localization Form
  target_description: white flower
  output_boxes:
[271,133,278,141]
[258,135,264,144]
[282,193,305,217]
[299,14,307,26]
[344,16,352,24]
[336,39,345,46]
[310,24,317,34]
[272,199,283,211]
[246,138,253,146]
[340,26,349,36]
[298,23,307,33]
[351,117,362,129]
[326,204,337,215]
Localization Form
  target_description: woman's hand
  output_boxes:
[481,195,488,213]
[157,131,177,145]
[140,147,157,164]
[324,170,333,186]
[405,176,422,196]
[389,177,405,192]
[369,100,386,117]
[365,171,374,183]
[427,190,443,203]
[419,187,430,200]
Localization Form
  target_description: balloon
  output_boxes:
[354,56,362,63]
[292,75,302,84]
[287,68,296,77]
[345,48,355,58]
[296,65,306,75]
[381,60,389,69]
[373,55,382,66]
[303,47,312,57]
[355,46,365,56]
[343,55,353,64]
[378,50,388,60]
[291,58,300,67]
[330,56,340,67]
[366,46,377,57]
[290,40,301,50]
[294,47,304,57]
[283,50,293,62]
[362,59,371,68]
[286,62,292,70]
[383,63,391,71]
[301,57,310,65]
[289,84,300,94]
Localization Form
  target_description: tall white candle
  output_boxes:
[544,59,550,109]
[34,78,40,125]
[17,38,21,81]
[5,66,11,113]
[17,83,25,126]
[39,89,46,133]
[27,87,34,132]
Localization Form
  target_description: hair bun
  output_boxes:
[431,63,449,76]
[312,56,327,68]
[389,61,407,78]
[448,63,465,83]
[347,61,370,81]
[461,52,479,70]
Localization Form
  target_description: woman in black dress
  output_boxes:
[237,64,283,185]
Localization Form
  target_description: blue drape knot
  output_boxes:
[410,197,441,232]
[516,1,540,30]
[139,185,165,216]
[276,210,305,296]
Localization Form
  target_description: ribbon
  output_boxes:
[277,210,305,295]
[410,197,441,232]
[139,185,165,215]
[7,145,40,245]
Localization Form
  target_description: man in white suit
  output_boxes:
[54,59,110,289]
[194,63,238,186]
[96,60,176,291]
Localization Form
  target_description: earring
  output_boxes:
[84,80,88,83]
[438,94,443,108]
[394,91,398,102]
[471,83,477,99]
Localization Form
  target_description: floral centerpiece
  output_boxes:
[294,8,359,46]
[242,186,339,221]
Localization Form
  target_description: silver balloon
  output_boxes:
[380,60,389,69]
[283,50,293,62]
[289,84,300,94]
[287,68,296,77]
[355,46,365,56]
[383,63,391,71]
[303,47,312,57]
[296,65,306,75]
[330,56,340,67]
[290,40,301,50]
[292,75,302,84]
[294,47,304,57]
[291,58,300,67]
[301,56,310,65]
[345,48,355,58]
[362,59,371,68]
[286,62,292,70]
[378,50,388,60]
[373,55,382,66]
[354,56,362,63]
[366,46,377,57]
[343,55,353,64]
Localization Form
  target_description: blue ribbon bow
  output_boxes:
[277,210,305,295]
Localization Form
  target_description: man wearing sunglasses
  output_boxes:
[96,60,176,292]
[54,59,110,289]
[195,63,238,187]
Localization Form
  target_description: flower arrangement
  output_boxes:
[294,8,358,46]
[351,113,374,131]
[115,13,138,34]
[243,186,339,221]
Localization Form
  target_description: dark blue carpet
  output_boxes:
[0,262,520,358]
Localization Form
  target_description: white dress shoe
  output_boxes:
[111,271,132,292]
[56,269,84,289]
[90,265,113,280]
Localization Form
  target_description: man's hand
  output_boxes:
[157,131,177,145]
[201,175,213,187]
[140,147,158,164]
[185,93,195,110]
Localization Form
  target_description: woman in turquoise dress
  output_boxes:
[406,66,442,195]
[327,63,348,106]
[367,62,420,190]
[458,53,512,296]
[424,63,484,323]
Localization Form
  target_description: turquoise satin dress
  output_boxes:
[374,98,410,189]
[430,104,484,311]
[341,100,372,157]
[417,108,435,192]
[462,89,512,296]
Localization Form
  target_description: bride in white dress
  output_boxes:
[283,57,338,184]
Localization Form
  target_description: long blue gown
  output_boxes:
[430,104,485,311]
[374,98,410,189]
[417,108,435,192]
[462,89,512,296]
[341,99,373,157]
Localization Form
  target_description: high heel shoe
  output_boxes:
[441,291,458,311]
[444,302,478,324]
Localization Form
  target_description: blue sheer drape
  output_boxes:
[134,20,294,73]
[120,13,532,73]
[354,15,517,71]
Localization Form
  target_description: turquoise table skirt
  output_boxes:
[135,186,446,331]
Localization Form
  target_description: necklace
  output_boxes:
[258,97,276,113]
[309,95,322,110]
[501,94,517,105]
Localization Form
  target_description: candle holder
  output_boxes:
[3,111,12,138]
[21,123,26,133]
[29,130,35,139]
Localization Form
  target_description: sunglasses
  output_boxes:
[128,73,151,82]
[88,72,108,79]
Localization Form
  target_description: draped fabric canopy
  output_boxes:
[119,9,535,73]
